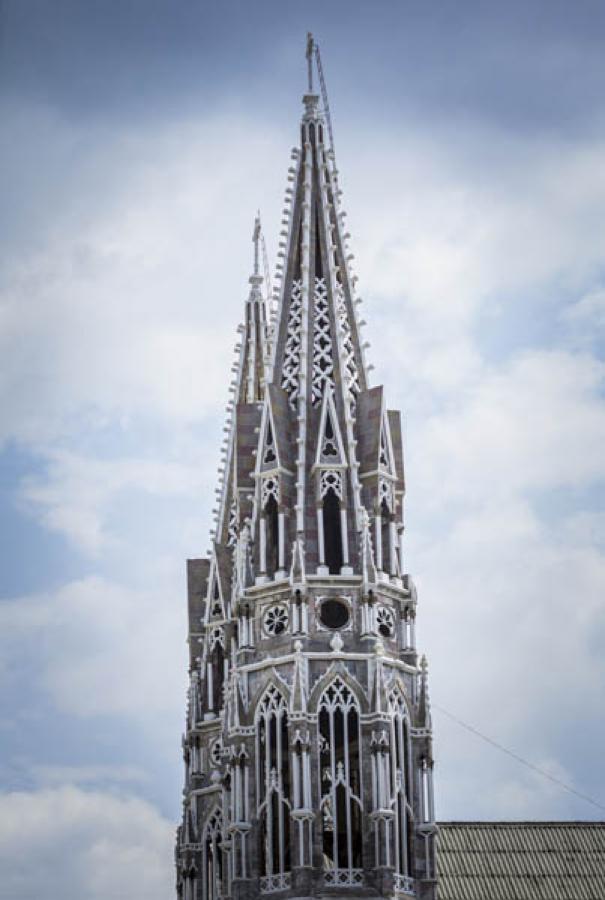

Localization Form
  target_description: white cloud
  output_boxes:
[0,786,173,900]
[19,449,207,554]
[0,107,288,447]
[0,576,186,728]
[416,493,605,818]
[30,763,149,787]
[412,349,605,509]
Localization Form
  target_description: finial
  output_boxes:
[252,211,261,277]
[306,33,314,92]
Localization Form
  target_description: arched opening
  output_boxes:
[380,497,391,573]
[319,678,362,881]
[265,496,279,578]
[389,690,413,880]
[203,810,223,900]
[256,686,291,881]
[322,489,342,574]
[210,641,224,713]
[211,577,221,618]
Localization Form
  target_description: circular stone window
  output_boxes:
[263,604,288,637]
[319,598,350,630]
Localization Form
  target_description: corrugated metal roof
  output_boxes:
[436,822,605,900]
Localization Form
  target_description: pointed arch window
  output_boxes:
[389,688,413,885]
[202,808,224,900]
[256,685,291,889]
[265,495,279,578]
[263,422,277,465]
[379,426,390,470]
[318,677,363,886]
[320,470,343,574]
[207,630,225,716]
[211,577,222,618]
[260,476,283,579]
[182,868,197,900]
[321,410,339,460]
[380,497,391,574]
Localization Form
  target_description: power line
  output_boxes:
[433,702,605,815]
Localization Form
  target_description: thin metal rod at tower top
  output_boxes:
[253,212,261,277]
[314,40,335,156]
[305,35,335,153]
[306,33,314,92]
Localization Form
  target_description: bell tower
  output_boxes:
[176,36,437,900]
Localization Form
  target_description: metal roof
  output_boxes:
[436,821,605,900]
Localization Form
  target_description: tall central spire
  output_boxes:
[263,37,371,569]
[177,38,437,900]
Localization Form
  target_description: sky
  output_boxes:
[1,1,605,897]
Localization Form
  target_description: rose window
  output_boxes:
[376,605,395,638]
[263,604,289,637]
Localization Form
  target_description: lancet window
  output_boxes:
[320,470,344,574]
[318,677,363,885]
[265,495,279,578]
[388,688,413,885]
[256,686,291,888]
[379,427,390,469]
[260,477,281,579]
[202,808,224,900]
[321,410,340,461]
[207,629,225,716]
[376,479,396,575]
[182,867,197,900]
[263,422,277,465]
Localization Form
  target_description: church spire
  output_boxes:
[260,37,371,574]
[214,213,270,548]
[177,40,437,900]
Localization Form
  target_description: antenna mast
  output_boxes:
[305,34,335,155]
[314,41,335,155]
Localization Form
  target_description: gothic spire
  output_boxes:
[177,40,437,900]
[260,38,371,574]
[214,214,270,548]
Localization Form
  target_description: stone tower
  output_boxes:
[176,37,437,900]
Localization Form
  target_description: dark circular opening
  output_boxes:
[378,622,391,638]
[273,620,285,635]
[319,598,349,630]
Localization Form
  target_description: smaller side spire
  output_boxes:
[242,212,269,406]
[214,214,270,547]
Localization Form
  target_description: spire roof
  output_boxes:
[263,39,369,551]
[213,214,270,547]
[213,38,405,581]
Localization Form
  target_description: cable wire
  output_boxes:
[433,703,605,815]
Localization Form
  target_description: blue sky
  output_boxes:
[1,2,605,897]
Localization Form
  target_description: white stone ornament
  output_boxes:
[330,633,344,652]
